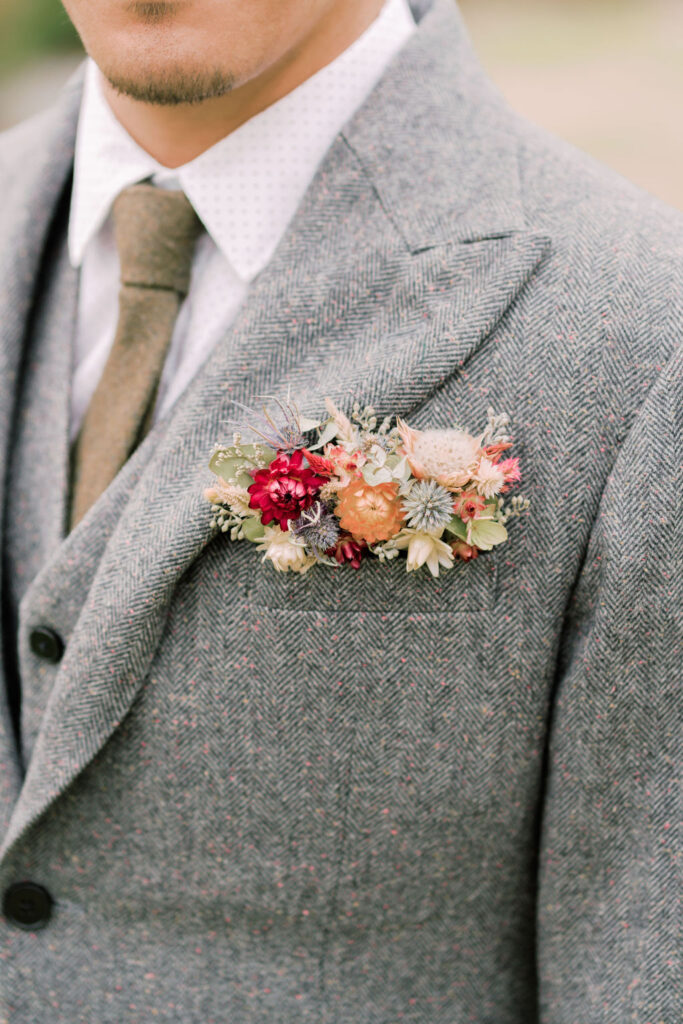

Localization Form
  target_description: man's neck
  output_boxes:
[101,0,385,169]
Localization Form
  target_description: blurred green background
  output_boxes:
[0,0,681,210]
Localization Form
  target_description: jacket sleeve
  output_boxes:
[536,342,682,1022]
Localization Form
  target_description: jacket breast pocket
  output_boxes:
[222,558,506,923]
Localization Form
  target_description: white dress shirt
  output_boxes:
[67,0,416,442]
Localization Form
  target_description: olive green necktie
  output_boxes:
[70,183,203,530]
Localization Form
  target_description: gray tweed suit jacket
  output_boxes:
[0,1,680,1021]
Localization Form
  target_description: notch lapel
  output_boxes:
[0,0,551,862]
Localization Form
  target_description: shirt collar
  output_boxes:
[68,0,416,281]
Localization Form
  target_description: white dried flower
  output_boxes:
[255,526,316,574]
[324,396,358,445]
[397,420,482,489]
[392,527,455,577]
[205,479,253,517]
[473,457,506,499]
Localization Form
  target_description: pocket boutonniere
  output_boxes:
[205,398,530,577]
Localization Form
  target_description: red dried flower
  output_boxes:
[328,532,366,570]
[300,448,334,476]
[248,450,326,529]
[451,540,479,561]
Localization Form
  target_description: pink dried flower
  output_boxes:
[452,490,487,522]
[497,457,521,484]
[482,441,513,464]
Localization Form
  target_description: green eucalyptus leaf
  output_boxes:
[389,454,411,483]
[241,516,265,542]
[306,418,338,451]
[362,464,393,485]
[298,416,322,432]
[213,460,255,488]
[468,518,508,550]
[444,515,468,541]
[209,444,276,485]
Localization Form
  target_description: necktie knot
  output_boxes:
[112,183,203,297]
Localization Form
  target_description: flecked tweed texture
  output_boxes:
[0,1,680,1021]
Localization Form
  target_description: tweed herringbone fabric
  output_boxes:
[70,184,202,528]
[0,1,680,1022]
[2,184,77,775]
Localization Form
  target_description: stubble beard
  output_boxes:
[102,65,237,106]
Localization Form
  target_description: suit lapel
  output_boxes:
[0,0,551,861]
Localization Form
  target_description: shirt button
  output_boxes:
[3,882,53,930]
[28,627,64,664]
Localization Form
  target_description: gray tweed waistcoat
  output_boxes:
[0,1,680,1022]
[2,184,76,773]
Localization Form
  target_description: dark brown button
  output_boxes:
[3,881,53,930]
[29,627,64,663]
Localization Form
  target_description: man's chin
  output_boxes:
[101,65,236,106]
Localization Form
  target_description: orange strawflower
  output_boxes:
[336,480,405,545]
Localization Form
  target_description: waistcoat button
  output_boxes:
[3,882,53,930]
[29,627,64,663]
